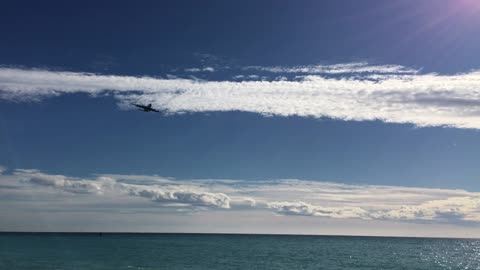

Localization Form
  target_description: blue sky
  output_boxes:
[1,0,480,236]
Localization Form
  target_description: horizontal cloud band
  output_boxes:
[6,169,480,224]
[25,171,230,209]
[1,66,480,128]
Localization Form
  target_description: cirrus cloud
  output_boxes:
[1,64,480,128]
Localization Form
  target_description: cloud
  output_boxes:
[371,196,480,222]
[185,67,215,72]
[2,65,480,128]
[225,179,480,223]
[267,201,369,219]
[29,173,104,194]
[14,170,230,209]
[4,168,480,224]
[124,185,230,209]
[243,62,420,74]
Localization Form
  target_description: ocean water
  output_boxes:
[0,233,479,270]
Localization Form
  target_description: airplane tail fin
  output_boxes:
[148,104,152,108]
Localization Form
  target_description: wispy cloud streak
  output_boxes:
[1,64,480,128]
[243,62,420,74]
[184,67,215,72]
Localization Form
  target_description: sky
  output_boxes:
[1,0,480,237]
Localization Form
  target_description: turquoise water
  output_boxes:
[1,233,479,269]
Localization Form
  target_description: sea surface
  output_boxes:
[1,233,479,269]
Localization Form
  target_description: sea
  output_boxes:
[0,233,479,269]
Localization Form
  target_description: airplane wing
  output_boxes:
[151,108,160,112]
[132,103,147,110]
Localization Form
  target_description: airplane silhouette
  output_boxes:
[132,103,160,112]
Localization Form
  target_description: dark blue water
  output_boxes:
[1,233,479,269]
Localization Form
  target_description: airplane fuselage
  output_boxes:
[132,103,160,112]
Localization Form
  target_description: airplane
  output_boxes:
[132,103,160,112]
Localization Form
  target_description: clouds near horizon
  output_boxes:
[3,167,479,225]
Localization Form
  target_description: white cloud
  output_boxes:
[28,173,104,194]
[2,65,480,128]
[185,68,201,72]
[4,168,480,224]
[13,170,231,209]
[371,196,480,222]
[185,67,215,72]
[243,62,420,74]
[267,201,369,219]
